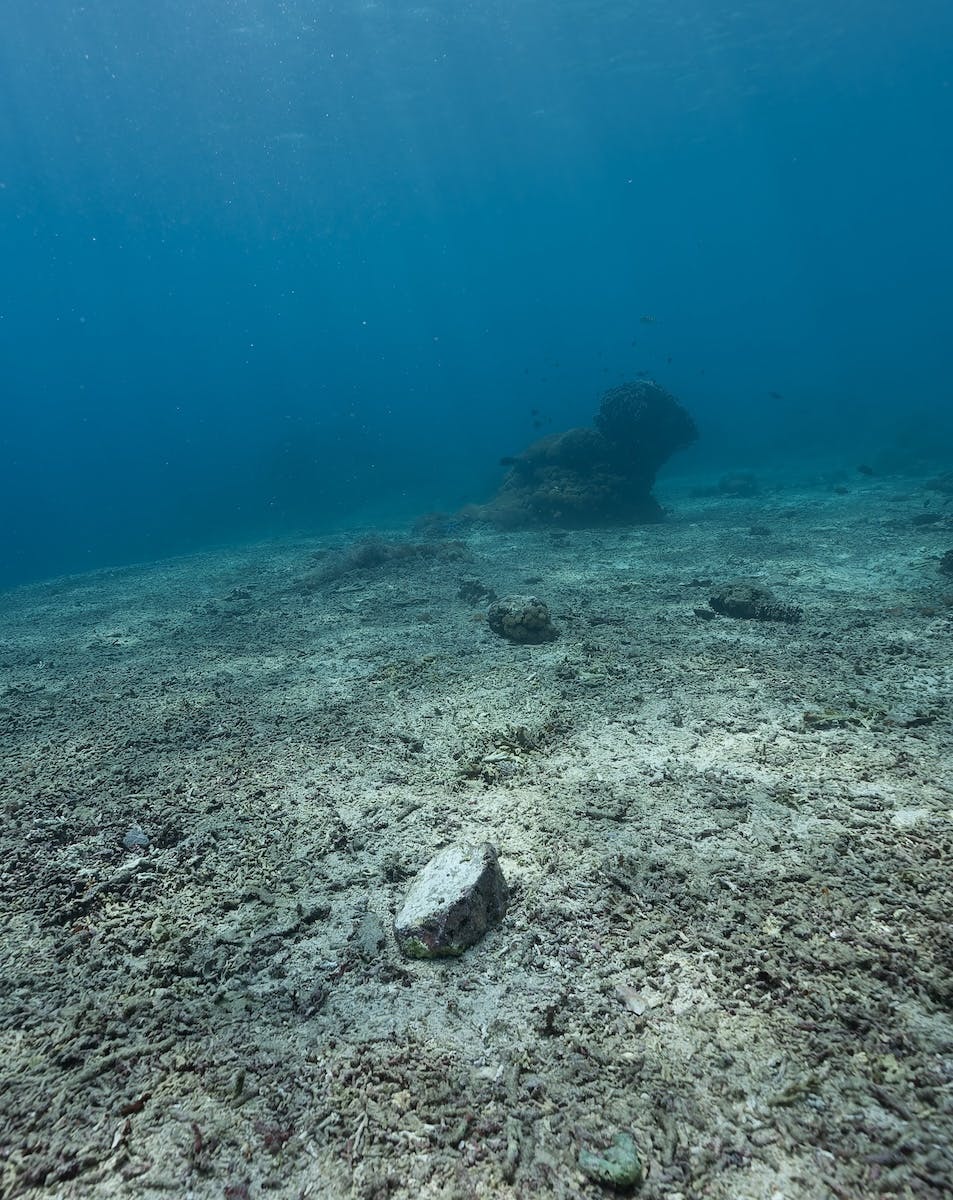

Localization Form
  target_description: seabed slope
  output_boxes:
[1,475,951,1199]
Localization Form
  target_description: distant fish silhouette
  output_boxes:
[857,464,875,476]
[768,390,783,399]
[639,315,657,324]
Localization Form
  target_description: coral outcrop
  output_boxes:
[476,380,697,528]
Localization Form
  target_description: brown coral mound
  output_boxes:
[595,379,698,471]
[709,581,803,624]
[475,380,697,529]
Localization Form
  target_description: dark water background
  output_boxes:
[2,0,952,588]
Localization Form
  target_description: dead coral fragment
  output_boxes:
[709,581,803,624]
[802,709,865,731]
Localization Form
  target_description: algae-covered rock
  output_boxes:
[578,1132,644,1190]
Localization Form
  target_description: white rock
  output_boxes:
[394,843,508,959]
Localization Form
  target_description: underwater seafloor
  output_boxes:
[1,470,951,1200]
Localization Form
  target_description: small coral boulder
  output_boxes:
[487,595,559,643]
[709,581,802,623]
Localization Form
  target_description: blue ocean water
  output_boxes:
[2,0,951,588]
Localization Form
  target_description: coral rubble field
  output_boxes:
[1,474,951,1199]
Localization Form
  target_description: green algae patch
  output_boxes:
[398,934,465,960]
[578,1132,644,1190]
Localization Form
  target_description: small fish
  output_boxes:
[768,390,783,400]
[499,456,517,466]
[639,314,657,324]
[857,464,875,476]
